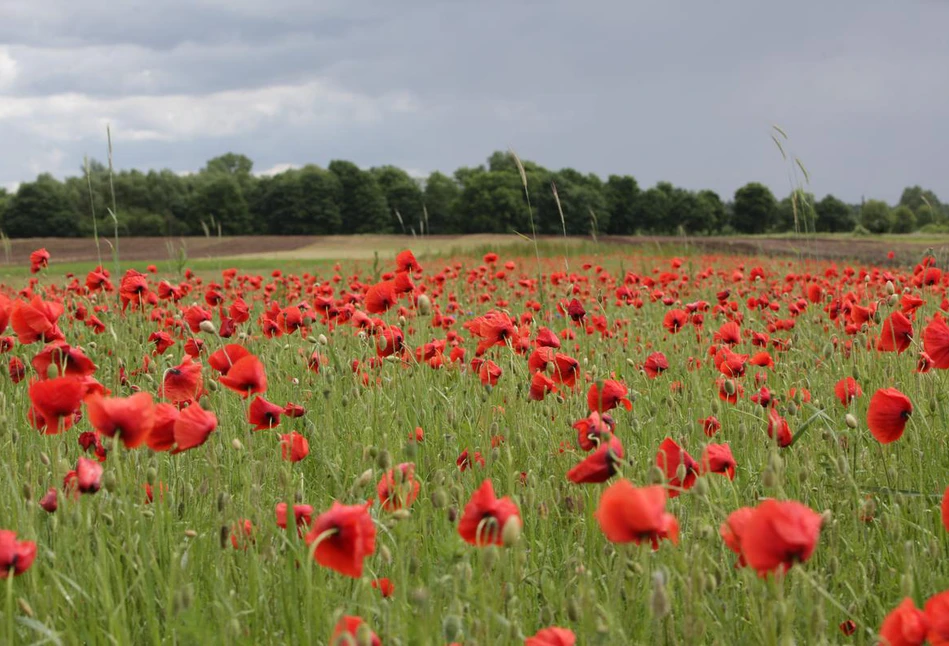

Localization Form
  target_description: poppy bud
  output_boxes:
[442,615,463,641]
[39,452,50,466]
[146,467,157,486]
[762,467,778,488]
[787,401,798,416]
[887,293,898,307]
[821,510,833,527]
[431,488,448,508]
[417,294,431,315]
[885,280,895,294]
[390,509,411,522]
[207,380,218,392]
[17,598,33,618]
[355,469,374,489]
[651,571,670,618]
[723,379,736,395]
[647,465,665,485]
[318,334,328,345]
[46,364,58,380]
[231,439,244,450]
[693,476,708,499]
[501,515,522,546]
[567,597,581,622]
[102,472,117,492]
[199,320,217,334]
[217,492,230,512]
[409,587,429,608]
[355,623,374,646]
[845,413,858,429]
[930,398,938,414]
[22,483,32,502]
[836,456,849,476]
[379,544,392,565]
[184,529,198,538]
[447,506,458,523]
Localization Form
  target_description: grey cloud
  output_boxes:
[0,0,947,203]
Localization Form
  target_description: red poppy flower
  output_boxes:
[525,626,576,646]
[838,620,857,636]
[767,408,793,448]
[551,353,580,387]
[28,376,86,434]
[219,354,267,397]
[280,432,309,462]
[283,402,305,417]
[714,321,741,345]
[396,249,421,273]
[655,438,698,497]
[594,480,678,550]
[700,443,736,480]
[867,388,912,444]
[29,248,50,273]
[32,342,97,379]
[146,403,180,452]
[275,503,314,536]
[248,396,283,430]
[306,501,376,577]
[456,449,485,471]
[10,297,65,344]
[230,519,254,550]
[573,411,616,451]
[699,415,721,437]
[170,402,218,453]
[377,463,420,511]
[879,598,929,646]
[478,360,502,387]
[85,392,155,449]
[643,352,668,379]
[942,485,949,534]
[331,616,381,646]
[877,311,913,353]
[208,344,251,375]
[457,479,521,547]
[739,499,822,576]
[720,507,754,567]
[528,372,557,401]
[750,386,773,408]
[38,487,58,513]
[587,379,631,413]
[76,456,103,494]
[567,434,624,484]
[834,377,862,407]
[8,357,25,383]
[924,313,949,369]
[663,309,688,334]
[160,356,204,404]
[365,280,398,314]
[0,530,37,578]
[371,577,395,598]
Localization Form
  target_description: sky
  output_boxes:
[0,0,946,203]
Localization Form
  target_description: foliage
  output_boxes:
[860,200,892,234]
[0,151,940,237]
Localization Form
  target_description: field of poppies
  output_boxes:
[2,241,949,645]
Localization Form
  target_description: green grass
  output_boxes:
[1,244,948,644]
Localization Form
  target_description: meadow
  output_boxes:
[1,236,949,645]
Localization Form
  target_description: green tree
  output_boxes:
[773,190,816,233]
[4,174,80,238]
[697,190,727,233]
[859,199,892,234]
[545,170,607,236]
[899,186,942,215]
[328,161,392,234]
[204,153,253,177]
[635,183,673,234]
[814,195,855,232]
[603,175,640,235]
[454,168,526,234]
[0,188,9,228]
[255,166,342,235]
[371,166,424,233]
[189,174,252,235]
[916,203,940,228]
[732,183,777,234]
[890,205,917,234]
[423,172,461,233]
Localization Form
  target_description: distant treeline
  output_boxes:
[0,151,944,237]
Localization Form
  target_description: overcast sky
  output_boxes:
[0,0,945,203]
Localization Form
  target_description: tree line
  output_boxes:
[0,151,944,238]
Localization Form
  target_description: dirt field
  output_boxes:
[2,233,948,266]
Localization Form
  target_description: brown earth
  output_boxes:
[3,233,948,266]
